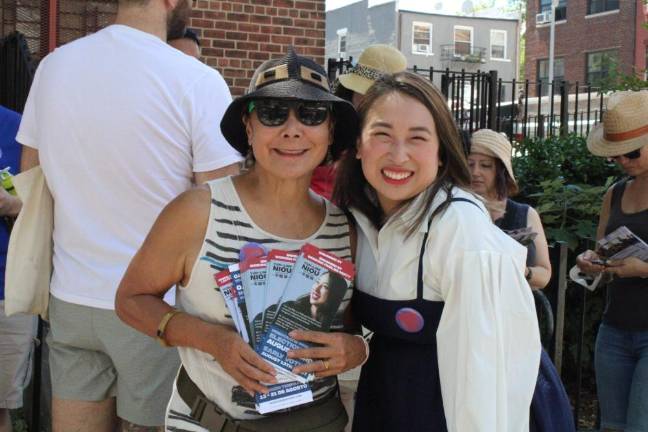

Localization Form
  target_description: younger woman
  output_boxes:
[335,72,541,431]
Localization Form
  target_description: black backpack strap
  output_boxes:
[416,197,483,300]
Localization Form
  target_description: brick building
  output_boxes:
[525,0,648,95]
[0,0,326,96]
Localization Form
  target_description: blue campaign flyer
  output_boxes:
[240,256,268,347]
[256,244,355,383]
[228,264,250,345]
[262,250,297,334]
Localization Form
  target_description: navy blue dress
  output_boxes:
[352,198,482,431]
[352,217,447,432]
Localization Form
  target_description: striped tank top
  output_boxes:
[176,176,353,420]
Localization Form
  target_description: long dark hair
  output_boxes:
[493,159,519,199]
[333,72,472,236]
[315,272,348,329]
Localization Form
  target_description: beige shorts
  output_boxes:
[0,301,37,409]
[47,295,180,426]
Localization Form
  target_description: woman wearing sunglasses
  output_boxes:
[115,49,368,432]
[576,91,648,432]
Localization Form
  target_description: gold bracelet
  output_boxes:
[156,309,182,348]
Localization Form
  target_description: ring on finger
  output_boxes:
[322,360,330,370]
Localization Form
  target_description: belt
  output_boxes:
[176,367,348,432]
[177,366,246,432]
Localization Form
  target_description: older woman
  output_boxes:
[577,90,648,432]
[468,129,552,290]
[115,49,367,432]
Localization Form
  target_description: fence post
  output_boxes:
[487,70,498,130]
[560,81,569,137]
[553,242,568,375]
[327,58,337,83]
[441,73,449,99]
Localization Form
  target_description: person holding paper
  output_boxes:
[576,90,648,432]
[468,129,552,290]
[334,72,541,431]
[115,48,368,432]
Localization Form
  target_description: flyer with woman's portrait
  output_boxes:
[256,244,354,383]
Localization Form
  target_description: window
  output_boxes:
[586,49,618,85]
[537,58,565,95]
[454,26,473,56]
[336,28,347,58]
[412,22,432,55]
[539,0,567,21]
[587,0,619,15]
[490,30,507,60]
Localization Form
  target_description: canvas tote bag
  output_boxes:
[5,165,53,319]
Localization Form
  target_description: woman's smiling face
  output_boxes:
[243,100,331,180]
[356,91,440,216]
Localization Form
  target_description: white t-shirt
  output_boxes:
[17,24,242,309]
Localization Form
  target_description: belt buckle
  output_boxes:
[190,394,228,432]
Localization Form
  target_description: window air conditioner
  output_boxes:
[536,11,551,25]
[415,44,429,53]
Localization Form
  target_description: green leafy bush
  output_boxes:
[513,134,622,249]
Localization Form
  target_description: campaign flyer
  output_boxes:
[262,250,298,334]
[240,256,268,347]
[213,269,242,332]
[597,225,648,262]
[257,244,355,383]
[228,264,250,345]
[255,381,313,414]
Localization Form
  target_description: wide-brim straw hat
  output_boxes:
[587,90,648,157]
[220,47,358,160]
[337,44,407,95]
[470,129,517,185]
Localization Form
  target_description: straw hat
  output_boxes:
[337,44,407,95]
[587,90,648,157]
[470,129,517,185]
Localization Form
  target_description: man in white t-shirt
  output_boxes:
[16,0,241,430]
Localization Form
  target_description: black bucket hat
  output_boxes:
[220,47,359,160]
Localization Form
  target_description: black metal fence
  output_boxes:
[327,58,607,142]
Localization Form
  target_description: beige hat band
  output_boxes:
[604,123,648,142]
[351,63,386,82]
[470,141,499,160]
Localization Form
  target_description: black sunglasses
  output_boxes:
[248,99,331,127]
[607,147,642,162]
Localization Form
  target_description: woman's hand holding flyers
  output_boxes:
[207,324,277,396]
[287,330,367,378]
[576,250,606,274]
[605,257,648,278]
